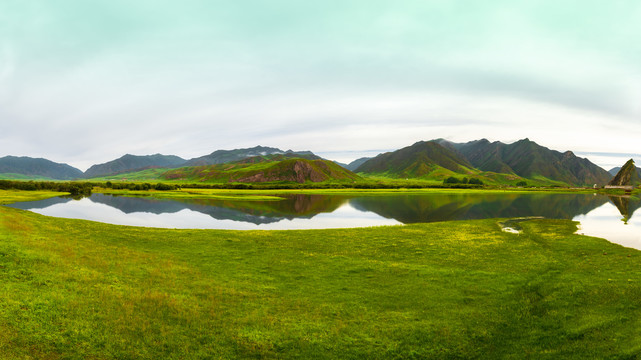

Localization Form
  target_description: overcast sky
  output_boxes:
[1,1,640,171]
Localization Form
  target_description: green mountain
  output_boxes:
[0,156,83,180]
[163,156,360,183]
[84,154,187,178]
[355,141,474,178]
[608,159,639,186]
[184,146,320,167]
[443,138,612,186]
[609,164,641,179]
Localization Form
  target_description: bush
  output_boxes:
[154,183,174,191]
[444,177,460,184]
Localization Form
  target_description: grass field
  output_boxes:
[1,190,641,359]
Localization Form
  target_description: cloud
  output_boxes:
[1,1,640,171]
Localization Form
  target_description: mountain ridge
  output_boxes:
[183,146,320,167]
[355,141,474,178]
[0,156,83,180]
[444,138,611,186]
[163,156,360,184]
[83,154,187,179]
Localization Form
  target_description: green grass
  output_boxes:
[0,173,57,181]
[95,188,286,201]
[87,168,168,182]
[2,190,641,358]
[359,170,569,187]
[0,189,68,204]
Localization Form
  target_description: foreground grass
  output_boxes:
[0,190,67,205]
[1,192,641,358]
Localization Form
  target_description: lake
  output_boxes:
[6,192,641,250]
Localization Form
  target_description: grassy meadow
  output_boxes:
[1,189,641,358]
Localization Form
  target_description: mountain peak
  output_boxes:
[355,140,472,177]
[185,146,319,167]
[609,159,638,186]
[445,138,610,186]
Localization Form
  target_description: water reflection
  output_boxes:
[349,193,609,223]
[575,195,641,250]
[6,192,641,249]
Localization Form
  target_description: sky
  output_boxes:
[1,0,640,171]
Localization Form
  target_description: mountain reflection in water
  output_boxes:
[6,192,641,248]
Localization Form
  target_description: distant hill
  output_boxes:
[163,157,360,183]
[84,154,187,178]
[183,146,320,167]
[443,138,612,186]
[609,165,641,179]
[0,156,83,180]
[355,141,473,178]
[608,159,639,186]
[345,157,372,171]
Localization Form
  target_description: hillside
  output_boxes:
[84,154,187,178]
[163,157,360,183]
[0,156,83,180]
[184,146,321,167]
[355,141,474,178]
[444,139,612,186]
[608,159,639,186]
[609,164,641,179]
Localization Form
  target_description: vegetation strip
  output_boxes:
[1,190,641,358]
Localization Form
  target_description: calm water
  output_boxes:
[6,192,641,249]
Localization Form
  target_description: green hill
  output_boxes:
[609,164,641,180]
[442,138,612,186]
[354,141,476,179]
[84,154,187,178]
[184,146,320,167]
[163,156,360,184]
[608,159,639,186]
[0,156,83,180]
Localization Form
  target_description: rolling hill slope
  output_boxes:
[163,156,360,183]
[84,154,187,178]
[354,141,474,178]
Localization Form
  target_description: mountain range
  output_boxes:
[162,155,359,184]
[355,141,474,178]
[0,140,628,186]
[354,138,612,186]
[444,138,612,185]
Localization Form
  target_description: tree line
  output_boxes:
[0,180,93,196]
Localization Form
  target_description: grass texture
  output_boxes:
[1,190,640,358]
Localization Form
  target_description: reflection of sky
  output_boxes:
[30,200,401,230]
[574,203,641,250]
